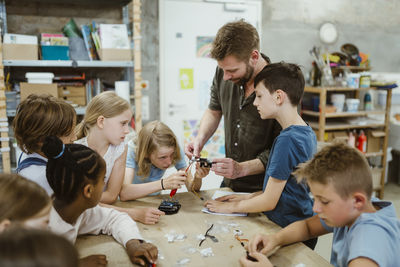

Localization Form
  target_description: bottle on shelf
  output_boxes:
[348,130,356,148]
[357,130,367,153]
[364,91,372,111]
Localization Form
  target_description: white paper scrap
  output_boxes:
[201,190,249,217]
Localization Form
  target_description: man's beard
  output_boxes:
[235,64,254,86]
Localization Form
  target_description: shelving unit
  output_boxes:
[0,35,11,173]
[0,0,142,171]
[3,60,134,68]
[302,86,392,198]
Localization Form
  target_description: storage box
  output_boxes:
[324,131,348,143]
[98,48,131,61]
[367,130,385,153]
[25,72,54,84]
[58,85,86,106]
[41,45,69,60]
[3,44,38,60]
[60,96,86,106]
[20,82,58,101]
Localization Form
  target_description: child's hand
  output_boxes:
[239,251,273,267]
[126,239,158,266]
[204,199,236,213]
[164,170,187,190]
[247,234,277,255]
[134,207,165,225]
[79,254,107,267]
[216,194,250,202]
[194,163,210,179]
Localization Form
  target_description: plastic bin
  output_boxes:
[41,45,69,60]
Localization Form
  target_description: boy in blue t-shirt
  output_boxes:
[205,62,316,242]
[242,143,400,267]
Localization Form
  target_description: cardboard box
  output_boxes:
[324,131,348,143]
[20,82,58,101]
[367,130,385,153]
[58,86,86,97]
[98,48,132,61]
[3,44,38,60]
[58,85,86,106]
[60,96,86,106]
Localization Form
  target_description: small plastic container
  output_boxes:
[346,73,360,88]
[346,98,360,112]
[25,72,54,84]
[359,72,371,88]
[331,94,345,112]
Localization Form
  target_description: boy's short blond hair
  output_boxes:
[13,94,76,154]
[294,142,373,200]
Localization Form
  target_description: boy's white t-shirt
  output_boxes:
[18,153,52,195]
[49,205,142,246]
[75,137,126,185]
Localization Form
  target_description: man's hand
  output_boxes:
[239,251,273,267]
[79,254,107,267]
[204,199,236,213]
[126,239,158,266]
[132,207,165,225]
[211,158,243,179]
[185,140,202,159]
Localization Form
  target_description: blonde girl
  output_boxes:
[75,91,159,225]
[120,120,209,202]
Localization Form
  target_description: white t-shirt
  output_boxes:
[18,153,52,195]
[49,205,142,246]
[75,137,126,185]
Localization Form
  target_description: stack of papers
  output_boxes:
[4,33,37,44]
[99,24,129,49]
[201,190,249,217]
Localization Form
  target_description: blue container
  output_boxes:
[41,45,69,60]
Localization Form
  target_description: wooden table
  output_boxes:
[76,189,332,267]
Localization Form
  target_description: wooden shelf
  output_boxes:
[365,151,384,158]
[3,60,134,68]
[302,109,386,118]
[308,121,385,131]
[332,66,371,72]
[5,0,131,7]
[305,86,377,93]
[302,86,392,199]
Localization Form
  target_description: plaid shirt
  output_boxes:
[208,54,281,192]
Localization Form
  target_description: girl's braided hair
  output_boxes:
[41,136,106,204]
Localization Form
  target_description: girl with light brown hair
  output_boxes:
[120,120,209,213]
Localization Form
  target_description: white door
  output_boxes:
[159,0,261,189]
[160,0,261,147]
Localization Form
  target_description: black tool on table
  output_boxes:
[199,224,218,247]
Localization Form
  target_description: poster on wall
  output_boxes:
[196,36,214,58]
[183,119,225,159]
[179,68,194,90]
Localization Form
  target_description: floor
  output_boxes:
[315,182,400,262]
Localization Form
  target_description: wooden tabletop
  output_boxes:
[76,189,332,267]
